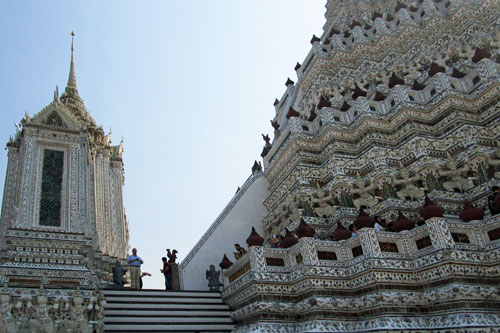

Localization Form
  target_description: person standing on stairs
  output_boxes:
[127,248,144,289]
[161,257,172,290]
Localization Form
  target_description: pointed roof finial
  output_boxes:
[67,31,77,89]
[53,85,59,101]
[61,30,84,106]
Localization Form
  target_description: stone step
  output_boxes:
[105,296,225,303]
[104,323,234,332]
[105,309,231,316]
[105,316,233,323]
[103,289,234,332]
[103,289,221,298]
[105,302,229,310]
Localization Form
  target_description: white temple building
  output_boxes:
[0,34,129,289]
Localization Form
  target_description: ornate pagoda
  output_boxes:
[182,0,500,331]
[0,34,129,290]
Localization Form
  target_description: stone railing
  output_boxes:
[0,287,105,333]
[223,215,500,294]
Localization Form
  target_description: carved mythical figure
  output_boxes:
[267,205,287,236]
[489,31,500,52]
[487,142,500,178]
[327,84,346,105]
[29,293,54,333]
[95,293,106,332]
[206,265,224,292]
[0,292,17,333]
[276,204,289,231]
[403,58,423,81]
[430,44,448,68]
[286,194,302,222]
[167,249,178,264]
[233,244,247,260]
[439,157,475,192]
[104,127,112,146]
[351,175,380,208]
[112,261,127,287]
[310,183,336,217]
[393,168,425,200]
[70,290,92,333]
[270,120,280,139]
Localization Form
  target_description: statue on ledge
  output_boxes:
[70,289,92,333]
[0,291,16,333]
[206,265,224,292]
[487,142,500,178]
[233,244,247,260]
[310,184,336,217]
[393,168,425,200]
[167,249,178,264]
[29,290,54,333]
[286,194,302,222]
[439,156,475,192]
[112,261,127,288]
[351,175,380,208]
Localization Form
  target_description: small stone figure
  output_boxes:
[71,289,92,333]
[0,289,17,333]
[29,288,54,333]
[271,120,281,139]
[252,161,262,174]
[393,167,425,200]
[206,265,224,292]
[310,183,337,217]
[439,157,474,192]
[487,142,500,179]
[233,243,247,260]
[351,175,380,208]
[112,261,127,288]
[286,194,302,222]
[166,249,178,264]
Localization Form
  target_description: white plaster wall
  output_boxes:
[180,173,268,290]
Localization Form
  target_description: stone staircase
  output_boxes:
[103,289,235,332]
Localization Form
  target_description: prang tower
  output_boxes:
[0,35,129,288]
[183,0,500,331]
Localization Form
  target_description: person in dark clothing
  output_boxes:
[161,257,172,290]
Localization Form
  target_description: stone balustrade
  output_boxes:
[224,216,500,287]
[222,215,500,330]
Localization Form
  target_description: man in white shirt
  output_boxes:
[127,248,144,289]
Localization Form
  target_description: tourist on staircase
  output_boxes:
[127,248,144,289]
[161,257,172,290]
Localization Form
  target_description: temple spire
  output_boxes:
[67,31,78,89]
[61,31,83,105]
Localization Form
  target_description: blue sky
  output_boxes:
[0,1,326,289]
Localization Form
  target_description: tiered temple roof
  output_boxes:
[220,0,500,331]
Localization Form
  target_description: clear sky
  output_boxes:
[0,1,326,289]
